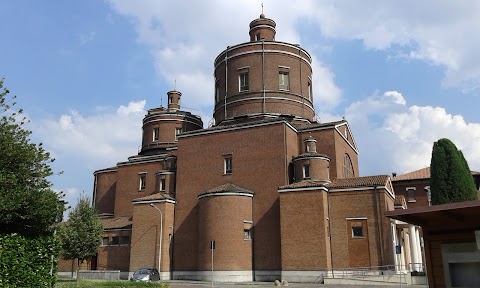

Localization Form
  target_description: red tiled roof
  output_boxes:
[393,167,480,181]
[279,175,389,190]
[132,192,175,203]
[102,217,131,230]
[295,119,346,131]
[279,180,327,190]
[327,175,389,189]
[202,183,254,194]
[392,167,431,181]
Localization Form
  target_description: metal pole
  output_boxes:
[150,204,163,280]
[211,247,214,287]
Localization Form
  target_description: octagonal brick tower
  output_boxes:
[213,13,314,126]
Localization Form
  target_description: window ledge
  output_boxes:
[223,173,232,176]
[408,200,417,203]
[352,236,365,239]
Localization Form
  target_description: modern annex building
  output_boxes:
[80,14,425,281]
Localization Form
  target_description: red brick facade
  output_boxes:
[74,14,403,282]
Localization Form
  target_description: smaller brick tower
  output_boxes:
[292,135,331,183]
[139,90,203,155]
[249,13,276,41]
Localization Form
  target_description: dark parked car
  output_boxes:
[130,268,160,282]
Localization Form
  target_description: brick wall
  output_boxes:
[279,188,331,270]
[94,170,117,215]
[174,122,293,272]
[197,195,253,271]
[129,201,175,272]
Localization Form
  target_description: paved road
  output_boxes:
[166,280,427,288]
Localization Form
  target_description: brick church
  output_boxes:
[79,13,421,282]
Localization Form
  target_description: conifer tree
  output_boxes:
[430,138,478,204]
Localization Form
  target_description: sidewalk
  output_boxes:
[166,280,427,288]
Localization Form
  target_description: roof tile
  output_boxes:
[327,175,389,189]
[393,167,480,181]
[102,217,132,230]
[204,183,254,194]
[279,175,389,190]
[132,192,175,202]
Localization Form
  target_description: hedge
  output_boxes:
[0,233,61,287]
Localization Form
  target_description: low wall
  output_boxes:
[78,270,120,280]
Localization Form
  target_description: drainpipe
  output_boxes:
[327,188,334,278]
[262,40,265,114]
[374,186,385,267]
[224,47,228,120]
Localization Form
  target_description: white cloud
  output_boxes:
[312,57,342,111]
[344,91,480,176]
[304,1,480,91]
[80,31,96,46]
[107,0,342,115]
[53,187,82,220]
[36,100,146,169]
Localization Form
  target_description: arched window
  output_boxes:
[343,154,354,178]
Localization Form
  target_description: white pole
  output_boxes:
[150,204,163,279]
[211,246,214,287]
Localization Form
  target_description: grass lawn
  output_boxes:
[55,280,168,288]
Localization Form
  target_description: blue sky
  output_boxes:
[1,0,479,213]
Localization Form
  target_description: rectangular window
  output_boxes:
[303,164,310,179]
[111,236,119,245]
[279,72,289,90]
[120,236,130,245]
[102,237,109,246]
[239,72,249,91]
[153,128,159,142]
[139,174,146,191]
[175,128,183,140]
[308,82,312,100]
[352,226,364,238]
[215,85,220,102]
[255,33,261,41]
[159,178,166,191]
[224,156,233,174]
[407,187,416,202]
[244,229,252,240]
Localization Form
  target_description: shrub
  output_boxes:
[0,233,60,287]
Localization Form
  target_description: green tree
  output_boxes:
[430,138,478,204]
[58,195,103,276]
[0,79,65,236]
[0,78,65,287]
